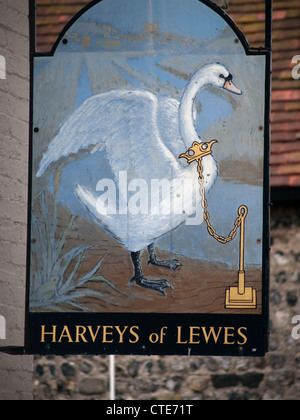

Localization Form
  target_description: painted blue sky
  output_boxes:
[56,0,244,55]
[83,0,227,42]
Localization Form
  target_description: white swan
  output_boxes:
[37,63,242,294]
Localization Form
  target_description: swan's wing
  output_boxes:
[37,90,181,179]
[37,94,108,177]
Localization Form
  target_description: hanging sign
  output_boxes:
[26,0,270,356]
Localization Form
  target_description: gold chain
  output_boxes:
[197,160,247,245]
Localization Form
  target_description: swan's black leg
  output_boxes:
[147,243,182,271]
[130,251,173,296]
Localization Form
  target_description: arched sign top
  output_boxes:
[46,0,250,57]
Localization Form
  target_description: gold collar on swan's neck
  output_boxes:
[179,140,218,164]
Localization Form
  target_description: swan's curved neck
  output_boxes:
[179,70,209,147]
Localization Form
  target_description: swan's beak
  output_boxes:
[223,80,242,95]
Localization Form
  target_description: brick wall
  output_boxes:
[0,0,33,400]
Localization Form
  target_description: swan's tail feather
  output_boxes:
[75,184,120,229]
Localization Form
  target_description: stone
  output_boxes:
[293,252,300,263]
[275,271,287,284]
[145,361,154,374]
[267,370,295,390]
[291,271,300,283]
[294,354,300,369]
[206,358,220,372]
[274,251,289,266]
[228,391,246,400]
[212,375,239,389]
[220,357,231,372]
[116,381,128,395]
[189,376,210,393]
[97,362,108,373]
[270,289,282,305]
[240,373,264,389]
[57,379,68,394]
[269,355,286,370]
[35,364,44,377]
[79,361,93,374]
[61,362,76,378]
[235,358,251,372]
[155,392,182,401]
[49,365,56,377]
[286,291,298,307]
[164,376,182,392]
[269,337,279,352]
[254,358,267,370]
[79,378,106,395]
[128,361,140,378]
[133,379,158,393]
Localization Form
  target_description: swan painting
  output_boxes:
[36,63,242,295]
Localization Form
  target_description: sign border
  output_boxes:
[23,0,272,356]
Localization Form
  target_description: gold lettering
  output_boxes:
[224,327,235,345]
[237,327,248,345]
[159,326,168,344]
[75,325,88,343]
[129,326,139,343]
[102,326,114,343]
[189,327,201,344]
[115,326,128,343]
[58,326,73,343]
[87,325,101,342]
[201,326,222,344]
[149,333,159,344]
[176,326,188,344]
[41,325,57,343]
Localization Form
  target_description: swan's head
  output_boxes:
[203,63,242,95]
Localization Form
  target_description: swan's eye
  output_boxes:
[219,73,233,82]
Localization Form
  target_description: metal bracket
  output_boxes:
[0,347,28,355]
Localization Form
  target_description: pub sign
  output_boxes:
[26,0,270,356]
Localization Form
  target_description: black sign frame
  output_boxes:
[17,0,272,357]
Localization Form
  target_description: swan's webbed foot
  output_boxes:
[130,276,173,296]
[130,250,174,296]
[147,244,182,271]
[148,257,182,271]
